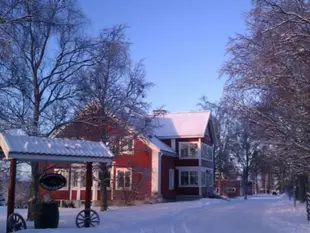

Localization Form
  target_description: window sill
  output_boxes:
[178,156,199,160]
[119,151,134,155]
[201,158,213,162]
[178,185,199,188]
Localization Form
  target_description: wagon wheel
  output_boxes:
[7,213,27,232]
[75,209,100,228]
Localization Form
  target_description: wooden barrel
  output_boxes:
[34,202,59,229]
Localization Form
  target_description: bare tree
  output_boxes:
[72,25,157,211]
[197,97,239,193]
[0,0,94,219]
[0,0,33,60]
[112,166,152,206]
[220,0,310,174]
[0,0,32,25]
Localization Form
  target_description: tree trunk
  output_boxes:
[244,174,248,200]
[100,164,108,211]
[297,174,307,203]
[99,106,109,211]
[27,162,40,221]
[255,174,259,194]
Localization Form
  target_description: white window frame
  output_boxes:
[71,169,79,188]
[169,169,175,190]
[179,170,199,187]
[178,142,198,159]
[201,143,213,162]
[54,168,69,190]
[115,168,132,190]
[119,136,134,154]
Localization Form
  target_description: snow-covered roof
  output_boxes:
[153,111,211,138]
[0,133,113,163]
[149,136,176,155]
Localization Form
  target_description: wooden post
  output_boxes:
[85,162,92,227]
[7,159,16,233]
[85,162,93,210]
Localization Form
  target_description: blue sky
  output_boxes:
[79,0,251,112]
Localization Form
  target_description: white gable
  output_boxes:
[153,111,211,138]
[149,136,176,154]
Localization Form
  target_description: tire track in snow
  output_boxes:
[170,223,177,233]
[181,221,192,233]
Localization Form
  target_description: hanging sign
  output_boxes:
[39,173,67,191]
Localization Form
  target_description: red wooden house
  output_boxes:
[214,180,241,198]
[40,109,216,205]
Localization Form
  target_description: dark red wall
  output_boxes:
[175,187,199,195]
[49,190,69,200]
[175,159,199,166]
[72,191,77,200]
[111,139,153,200]
[215,180,241,197]
[161,139,171,147]
[161,155,176,200]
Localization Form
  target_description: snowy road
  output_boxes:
[1,195,309,233]
[102,197,285,233]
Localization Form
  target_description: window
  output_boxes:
[206,170,213,187]
[180,171,198,186]
[116,168,131,190]
[54,168,68,189]
[201,143,213,161]
[201,171,206,186]
[80,170,86,187]
[169,169,174,190]
[179,142,198,158]
[119,137,134,153]
[71,170,79,187]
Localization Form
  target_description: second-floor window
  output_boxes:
[179,142,198,158]
[201,143,213,161]
[108,136,134,154]
[119,137,134,153]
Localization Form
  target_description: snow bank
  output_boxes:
[264,196,310,233]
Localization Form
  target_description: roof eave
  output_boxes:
[156,135,205,139]
[6,152,113,163]
[161,150,177,156]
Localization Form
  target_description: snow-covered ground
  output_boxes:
[265,197,310,233]
[0,194,309,233]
